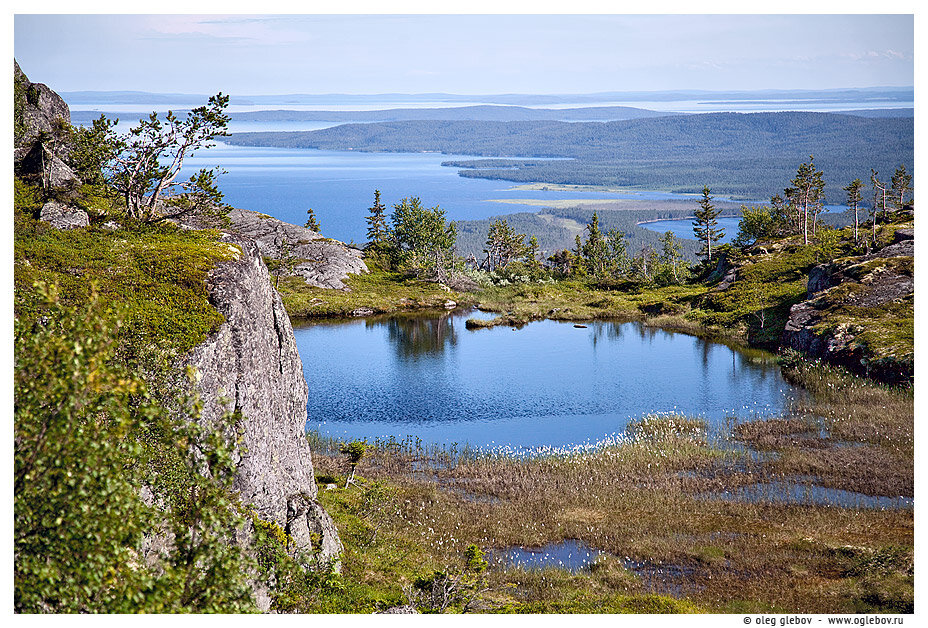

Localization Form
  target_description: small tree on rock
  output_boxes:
[110,93,232,225]
[304,208,321,232]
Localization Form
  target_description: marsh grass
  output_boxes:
[309,396,912,614]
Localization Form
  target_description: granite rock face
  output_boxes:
[782,228,914,384]
[227,208,368,289]
[14,60,81,190]
[185,234,342,564]
[14,60,72,146]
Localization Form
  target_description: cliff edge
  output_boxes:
[186,233,343,563]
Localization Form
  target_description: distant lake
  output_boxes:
[180,142,732,245]
[297,310,799,451]
[639,205,849,243]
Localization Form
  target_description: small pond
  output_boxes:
[296,309,800,451]
[489,539,603,572]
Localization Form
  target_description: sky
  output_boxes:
[12,10,915,96]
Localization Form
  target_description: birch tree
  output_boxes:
[111,93,231,224]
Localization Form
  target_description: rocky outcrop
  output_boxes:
[782,228,914,384]
[227,208,367,290]
[185,233,342,564]
[14,60,80,189]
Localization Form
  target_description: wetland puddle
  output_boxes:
[704,481,913,510]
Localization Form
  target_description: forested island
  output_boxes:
[227,112,913,201]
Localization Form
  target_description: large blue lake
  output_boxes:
[296,310,798,451]
[182,141,731,245]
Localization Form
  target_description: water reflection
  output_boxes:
[295,310,799,449]
[380,311,458,360]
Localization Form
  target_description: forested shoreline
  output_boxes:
[227,112,912,201]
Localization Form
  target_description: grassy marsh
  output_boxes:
[305,360,914,613]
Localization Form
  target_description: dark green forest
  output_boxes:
[227,112,913,202]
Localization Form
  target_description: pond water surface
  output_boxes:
[296,309,799,451]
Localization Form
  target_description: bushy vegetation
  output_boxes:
[14,181,237,361]
[14,285,260,612]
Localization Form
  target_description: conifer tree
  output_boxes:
[870,170,888,245]
[304,207,321,232]
[365,189,389,246]
[525,235,541,269]
[580,211,609,276]
[843,178,864,243]
[606,228,630,277]
[890,165,912,211]
[658,231,684,283]
[484,218,526,270]
[791,156,826,244]
[692,186,724,262]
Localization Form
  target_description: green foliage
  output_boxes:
[410,545,490,613]
[889,164,912,210]
[692,186,724,262]
[14,197,236,360]
[389,196,458,278]
[484,218,527,270]
[733,204,780,247]
[67,114,119,186]
[15,284,157,612]
[340,440,367,465]
[265,238,300,289]
[365,190,389,245]
[14,285,258,612]
[109,93,231,225]
[304,207,321,232]
[788,155,826,244]
[656,231,687,285]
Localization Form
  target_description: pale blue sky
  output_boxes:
[13,13,914,95]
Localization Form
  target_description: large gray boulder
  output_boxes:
[14,59,72,146]
[14,60,81,189]
[185,234,342,565]
[227,208,368,290]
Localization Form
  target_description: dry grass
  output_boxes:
[311,400,913,613]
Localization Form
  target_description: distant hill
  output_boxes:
[228,104,673,122]
[227,112,913,203]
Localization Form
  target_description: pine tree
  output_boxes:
[580,211,609,276]
[890,165,912,211]
[692,186,724,262]
[304,207,321,232]
[525,235,541,269]
[791,156,826,244]
[658,231,684,283]
[606,228,630,277]
[365,189,388,245]
[843,179,864,244]
[870,170,888,246]
[484,219,525,270]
